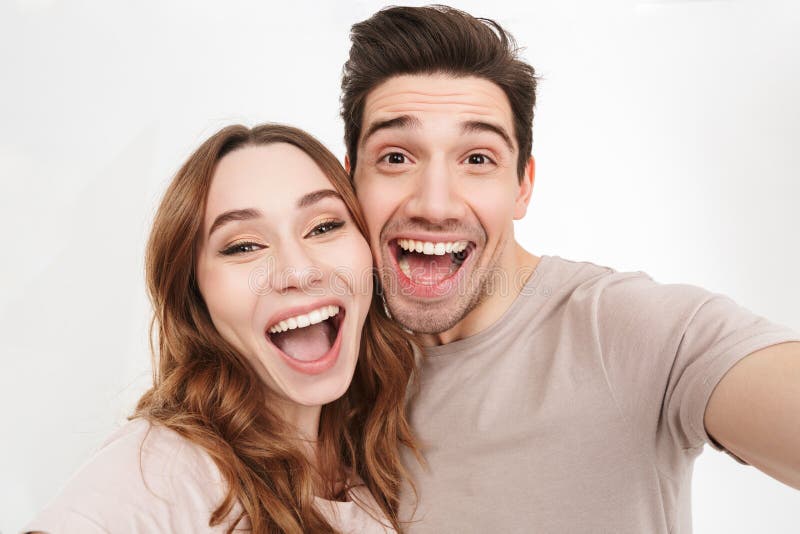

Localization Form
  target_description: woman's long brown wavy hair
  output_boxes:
[134,124,419,533]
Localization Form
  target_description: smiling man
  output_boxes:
[340,5,800,534]
[351,73,533,343]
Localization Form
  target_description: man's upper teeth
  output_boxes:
[397,239,468,255]
[268,305,340,334]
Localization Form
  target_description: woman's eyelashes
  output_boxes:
[218,220,346,256]
[220,240,266,256]
[306,219,345,237]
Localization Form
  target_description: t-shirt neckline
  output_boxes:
[423,254,554,358]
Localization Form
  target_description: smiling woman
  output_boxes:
[23,124,419,534]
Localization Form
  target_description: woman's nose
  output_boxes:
[269,241,324,293]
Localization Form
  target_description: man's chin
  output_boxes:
[385,295,470,335]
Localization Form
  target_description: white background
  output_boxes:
[1,0,798,532]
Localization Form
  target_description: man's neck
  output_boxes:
[419,244,540,346]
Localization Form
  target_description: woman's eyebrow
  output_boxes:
[208,208,262,238]
[296,189,343,209]
[207,190,342,238]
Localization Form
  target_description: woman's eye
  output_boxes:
[220,241,264,256]
[307,220,345,237]
[464,153,493,165]
[382,152,407,164]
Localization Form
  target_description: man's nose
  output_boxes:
[404,159,467,223]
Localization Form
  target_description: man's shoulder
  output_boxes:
[543,254,616,281]
[538,254,642,296]
[544,254,703,299]
[538,255,715,329]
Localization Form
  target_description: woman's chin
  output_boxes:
[281,370,355,408]
[270,343,359,408]
[288,385,350,408]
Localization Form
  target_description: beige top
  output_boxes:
[24,418,394,533]
[399,255,799,533]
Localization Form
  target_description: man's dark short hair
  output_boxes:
[341,4,538,180]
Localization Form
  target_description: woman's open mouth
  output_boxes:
[265,303,345,375]
[390,238,475,298]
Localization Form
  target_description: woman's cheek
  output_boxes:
[350,235,374,298]
[205,265,257,327]
[326,233,373,299]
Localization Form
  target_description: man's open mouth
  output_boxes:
[391,238,474,286]
[266,304,344,366]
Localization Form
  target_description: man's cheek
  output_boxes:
[365,200,391,234]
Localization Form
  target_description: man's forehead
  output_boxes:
[362,74,514,128]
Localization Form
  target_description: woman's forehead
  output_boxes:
[206,144,333,219]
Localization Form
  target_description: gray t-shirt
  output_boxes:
[399,255,799,533]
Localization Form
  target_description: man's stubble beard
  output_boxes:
[379,232,509,335]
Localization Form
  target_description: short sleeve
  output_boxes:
[588,272,799,455]
[669,294,800,450]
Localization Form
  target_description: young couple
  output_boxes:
[26,5,800,534]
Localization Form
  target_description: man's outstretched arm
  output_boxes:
[705,341,800,489]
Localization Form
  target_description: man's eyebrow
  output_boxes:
[360,115,422,147]
[296,189,343,209]
[208,208,262,238]
[462,121,515,152]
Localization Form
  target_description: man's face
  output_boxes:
[351,74,532,334]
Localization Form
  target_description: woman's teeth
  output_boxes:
[397,239,468,255]
[268,305,340,334]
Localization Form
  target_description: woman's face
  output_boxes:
[196,143,373,409]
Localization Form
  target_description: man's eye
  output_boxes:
[220,241,264,256]
[382,152,407,164]
[307,220,345,237]
[464,153,493,165]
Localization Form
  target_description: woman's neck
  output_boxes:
[272,398,349,499]
[273,398,322,458]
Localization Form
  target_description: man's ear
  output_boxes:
[513,156,535,220]
[344,155,351,174]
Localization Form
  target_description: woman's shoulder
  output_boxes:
[23,418,241,533]
[64,418,226,497]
